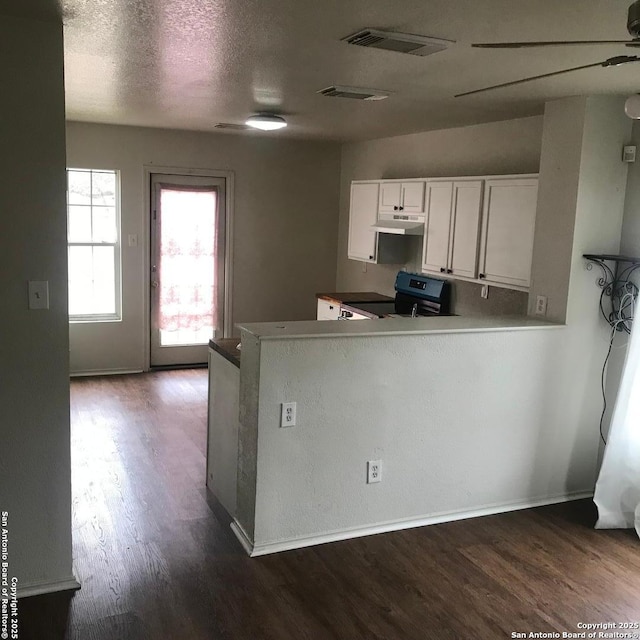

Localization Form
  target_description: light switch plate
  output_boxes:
[128,234,139,247]
[28,281,49,310]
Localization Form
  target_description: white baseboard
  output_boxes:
[230,521,255,556]
[232,491,594,557]
[17,576,81,599]
[70,368,143,378]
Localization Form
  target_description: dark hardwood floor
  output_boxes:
[19,370,640,639]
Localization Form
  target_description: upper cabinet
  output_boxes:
[348,182,407,264]
[348,182,379,262]
[347,175,538,287]
[379,181,425,214]
[478,178,538,289]
[422,180,483,280]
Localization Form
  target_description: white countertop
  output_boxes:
[237,315,562,340]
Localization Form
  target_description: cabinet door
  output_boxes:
[449,181,483,279]
[422,181,453,275]
[348,182,379,262]
[378,182,402,212]
[400,181,425,213]
[317,298,339,321]
[478,179,538,288]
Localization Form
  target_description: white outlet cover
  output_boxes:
[280,402,297,427]
[367,460,382,483]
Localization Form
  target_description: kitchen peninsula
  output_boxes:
[205,313,605,558]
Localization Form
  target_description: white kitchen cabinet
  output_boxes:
[379,181,425,214]
[317,298,340,321]
[478,178,538,288]
[422,180,483,280]
[348,182,379,262]
[348,181,408,264]
[422,181,453,274]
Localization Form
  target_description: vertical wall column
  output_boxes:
[0,14,77,595]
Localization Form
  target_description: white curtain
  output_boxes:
[593,317,640,537]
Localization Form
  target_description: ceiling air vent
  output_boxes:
[343,29,454,57]
[214,123,250,130]
[317,85,390,101]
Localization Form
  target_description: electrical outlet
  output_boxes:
[367,460,382,484]
[280,402,296,427]
[535,295,548,316]
[480,284,489,299]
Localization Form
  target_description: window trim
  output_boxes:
[67,168,122,323]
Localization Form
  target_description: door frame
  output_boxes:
[143,165,234,371]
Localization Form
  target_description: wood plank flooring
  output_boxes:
[19,370,640,639]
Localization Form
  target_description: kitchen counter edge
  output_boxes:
[238,315,563,340]
[316,291,395,304]
[209,338,241,368]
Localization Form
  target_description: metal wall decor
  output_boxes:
[583,254,640,333]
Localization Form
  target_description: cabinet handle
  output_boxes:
[369,255,374,260]
[393,206,398,211]
[399,206,404,211]
[447,269,453,274]
[440,267,446,273]
[479,273,486,279]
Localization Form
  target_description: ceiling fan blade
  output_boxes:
[455,56,640,98]
[473,40,637,48]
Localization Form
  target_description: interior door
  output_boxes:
[150,174,226,367]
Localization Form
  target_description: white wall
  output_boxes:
[233,97,632,554]
[337,115,543,316]
[238,325,590,551]
[66,123,341,374]
[0,15,77,596]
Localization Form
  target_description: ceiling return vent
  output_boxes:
[343,29,454,57]
[317,85,391,101]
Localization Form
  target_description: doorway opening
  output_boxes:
[149,173,228,368]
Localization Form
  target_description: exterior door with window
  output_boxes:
[150,174,226,367]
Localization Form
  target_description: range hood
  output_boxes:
[371,218,424,235]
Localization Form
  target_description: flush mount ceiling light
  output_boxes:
[625,94,640,118]
[245,114,287,131]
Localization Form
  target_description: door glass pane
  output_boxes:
[158,188,217,346]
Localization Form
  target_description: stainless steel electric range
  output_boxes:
[338,271,452,320]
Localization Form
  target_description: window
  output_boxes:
[67,169,121,321]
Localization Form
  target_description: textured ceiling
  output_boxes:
[11,0,640,140]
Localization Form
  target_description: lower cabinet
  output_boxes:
[317,298,340,320]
